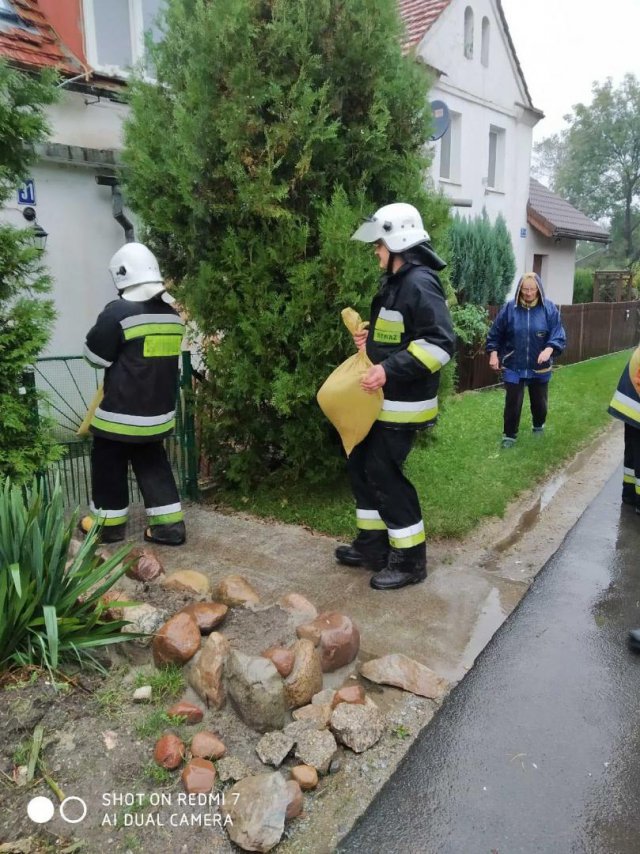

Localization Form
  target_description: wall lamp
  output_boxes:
[22,206,48,251]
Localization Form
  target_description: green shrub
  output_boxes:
[0,478,134,673]
[122,0,451,489]
[0,63,60,482]
[448,210,515,305]
[573,268,594,303]
[450,304,491,350]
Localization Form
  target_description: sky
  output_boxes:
[500,0,640,143]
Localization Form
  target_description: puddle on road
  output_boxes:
[481,440,600,573]
[454,587,508,680]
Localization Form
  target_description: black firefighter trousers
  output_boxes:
[90,436,184,540]
[346,423,425,566]
[623,422,640,507]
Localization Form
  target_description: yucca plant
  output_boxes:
[0,477,135,673]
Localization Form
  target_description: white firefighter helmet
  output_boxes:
[351,202,430,253]
[108,242,165,302]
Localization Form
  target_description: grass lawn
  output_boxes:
[219,350,631,540]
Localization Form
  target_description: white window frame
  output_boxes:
[439,111,462,184]
[82,0,156,78]
[487,125,506,191]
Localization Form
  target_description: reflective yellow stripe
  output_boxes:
[91,416,175,436]
[90,512,127,527]
[609,399,640,426]
[407,341,441,372]
[623,474,635,484]
[378,406,438,424]
[389,531,426,548]
[143,335,182,357]
[357,518,388,531]
[124,323,184,341]
[148,511,184,525]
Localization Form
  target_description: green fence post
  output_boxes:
[181,351,199,501]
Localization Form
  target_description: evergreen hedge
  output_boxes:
[0,63,59,481]
[448,210,516,306]
[122,0,451,488]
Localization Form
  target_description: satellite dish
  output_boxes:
[429,100,451,141]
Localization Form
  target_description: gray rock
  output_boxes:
[217,756,254,783]
[294,729,338,775]
[224,772,289,852]
[226,650,286,733]
[360,653,448,699]
[256,732,295,768]
[132,685,152,703]
[330,701,384,753]
[186,631,230,710]
[121,603,169,646]
[284,720,324,742]
[311,688,337,706]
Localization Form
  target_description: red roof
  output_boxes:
[398,0,453,50]
[0,0,82,75]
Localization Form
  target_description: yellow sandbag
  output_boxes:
[629,346,640,397]
[77,385,104,437]
[317,308,383,456]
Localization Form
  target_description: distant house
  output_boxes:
[0,0,156,356]
[398,0,607,303]
[526,179,609,304]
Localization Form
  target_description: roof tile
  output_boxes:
[0,0,81,75]
[528,179,610,243]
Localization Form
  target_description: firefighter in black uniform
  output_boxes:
[80,242,186,545]
[335,203,455,590]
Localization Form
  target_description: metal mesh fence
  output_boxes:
[31,354,198,534]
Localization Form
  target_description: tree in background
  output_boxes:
[123,0,450,488]
[0,62,58,481]
[533,75,640,267]
[448,211,515,306]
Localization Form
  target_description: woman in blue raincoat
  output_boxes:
[486,272,566,448]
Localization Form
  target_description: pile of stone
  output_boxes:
[98,549,446,852]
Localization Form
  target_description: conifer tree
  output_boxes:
[0,62,58,481]
[123,0,450,486]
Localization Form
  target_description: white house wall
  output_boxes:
[3,160,130,356]
[1,90,136,357]
[526,230,576,306]
[47,89,129,150]
[420,0,539,288]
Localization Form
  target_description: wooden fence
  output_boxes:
[457,301,640,392]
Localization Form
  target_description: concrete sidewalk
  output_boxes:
[145,423,624,851]
[340,464,640,854]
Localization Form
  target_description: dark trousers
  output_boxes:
[503,380,549,439]
[622,422,640,506]
[90,436,182,530]
[347,423,424,552]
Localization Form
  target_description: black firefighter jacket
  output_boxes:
[83,296,185,443]
[366,247,455,429]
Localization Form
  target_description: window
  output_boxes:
[481,16,490,67]
[487,125,505,190]
[0,0,34,30]
[83,0,164,75]
[439,112,462,183]
[464,6,474,59]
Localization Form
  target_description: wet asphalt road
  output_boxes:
[340,468,640,854]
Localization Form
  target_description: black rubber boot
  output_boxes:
[78,516,126,544]
[370,543,427,590]
[335,530,389,571]
[628,629,640,652]
[144,520,186,546]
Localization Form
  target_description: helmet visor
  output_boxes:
[351,216,384,243]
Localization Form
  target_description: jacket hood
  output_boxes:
[514,272,546,305]
[400,241,447,272]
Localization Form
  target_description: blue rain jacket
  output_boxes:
[485,274,566,384]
